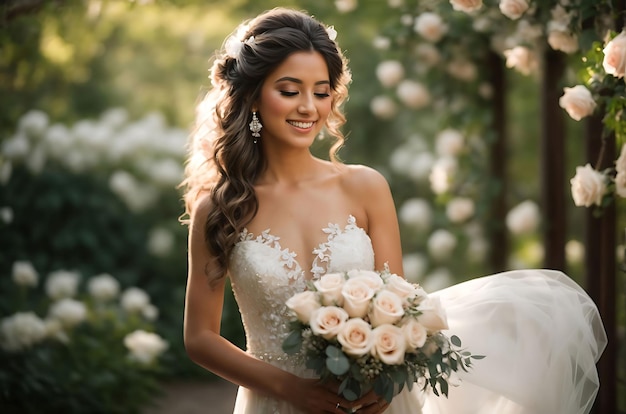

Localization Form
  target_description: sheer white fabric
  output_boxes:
[228,216,607,414]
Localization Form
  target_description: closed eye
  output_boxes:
[280,91,298,97]
[315,93,330,98]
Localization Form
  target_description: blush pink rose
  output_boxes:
[371,324,406,365]
[603,31,626,78]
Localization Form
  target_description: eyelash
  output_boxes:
[280,91,330,98]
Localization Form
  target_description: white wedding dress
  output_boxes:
[228,216,607,414]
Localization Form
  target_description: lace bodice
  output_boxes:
[229,215,374,373]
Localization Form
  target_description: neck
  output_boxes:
[258,147,321,185]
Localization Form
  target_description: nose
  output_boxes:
[297,94,315,114]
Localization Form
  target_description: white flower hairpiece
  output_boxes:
[224,25,255,59]
[326,25,338,41]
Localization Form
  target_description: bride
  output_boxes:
[180,7,607,414]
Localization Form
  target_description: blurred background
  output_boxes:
[0,0,624,413]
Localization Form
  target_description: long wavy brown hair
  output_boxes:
[180,8,352,284]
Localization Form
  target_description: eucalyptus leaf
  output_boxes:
[282,330,302,354]
[325,346,350,376]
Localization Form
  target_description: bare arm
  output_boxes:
[182,195,357,413]
[350,166,404,276]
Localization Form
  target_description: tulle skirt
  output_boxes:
[233,269,607,414]
[416,269,607,414]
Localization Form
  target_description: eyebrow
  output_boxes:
[275,76,330,86]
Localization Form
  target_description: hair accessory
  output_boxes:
[224,25,255,59]
[326,26,337,41]
[249,111,262,143]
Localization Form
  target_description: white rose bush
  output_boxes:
[0,261,168,413]
[282,268,483,403]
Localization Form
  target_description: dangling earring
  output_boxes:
[249,111,262,143]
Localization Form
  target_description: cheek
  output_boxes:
[261,94,291,118]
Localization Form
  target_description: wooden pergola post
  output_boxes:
[488,51,508,273]
[585,119,617,414]
[540,48,567,271]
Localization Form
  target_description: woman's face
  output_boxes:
[256,51,332,150]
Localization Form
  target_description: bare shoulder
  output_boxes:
[189,190,214,228]
[339,164,392,196]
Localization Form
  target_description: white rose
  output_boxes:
[337,318,374,357]
[446,59,477,82]
[503,46,538,75]
[566,240,585,264]
[335,0,357,13]
[371,324,406,365]
[418,297,449,333]
[614,171,626,198]
[0,312,47,351]
[120,287,151,313]
[615,143,626,173]
[603,31,626,78]
[570,164,608,207]
[124,329,168,364]
[141,304,160,321]
[87,273,120,302]
[499,0,529,20]
[399,198,432,232]
[49,298,87,327]
[370,96,398,120]
[559,85,596,121]
[429,156,458,195]
[2,134,30,160]
[402,254,428,284]
[414,12,448,43]
[44,318,69,343]
[372,36,391,51]
[369,290,404,327]
[0,206,13,224]
[341,278,376,318]
[435,128,464,157]
[145,158,183,188]
[401,318,427,351]
[346,270,384,291]
[506,200,540,235]
[12,261,39,288]
[446,197,475,223]
[547,28,579,54]
[450,0,483,13]
[45,270,80,300]
[314,272,345,306]
[286,291,322,324]
[427,229,457,261]
[396,80,430,109]
[376,60,405,88]
[147,227,175,257]
[384,274,418,301]
[18,110,49,138]
[408,152,435,181]
[309,306,349,340]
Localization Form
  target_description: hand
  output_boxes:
[350,388,391,414]
[283,377,360,414]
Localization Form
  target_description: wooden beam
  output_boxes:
[540,49,566,271]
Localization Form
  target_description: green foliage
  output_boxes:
[0,269,166,413]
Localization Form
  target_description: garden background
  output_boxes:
[1,0,624,413]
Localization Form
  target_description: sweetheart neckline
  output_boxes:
[237,214,369,280]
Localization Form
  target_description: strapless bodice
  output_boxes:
[228,215,374,373]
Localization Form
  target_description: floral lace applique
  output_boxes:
[239,228,302,282]
[311,215,359,280]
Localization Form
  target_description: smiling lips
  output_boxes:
[288,120,315,129]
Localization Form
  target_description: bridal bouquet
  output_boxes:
[282,268,482,403]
